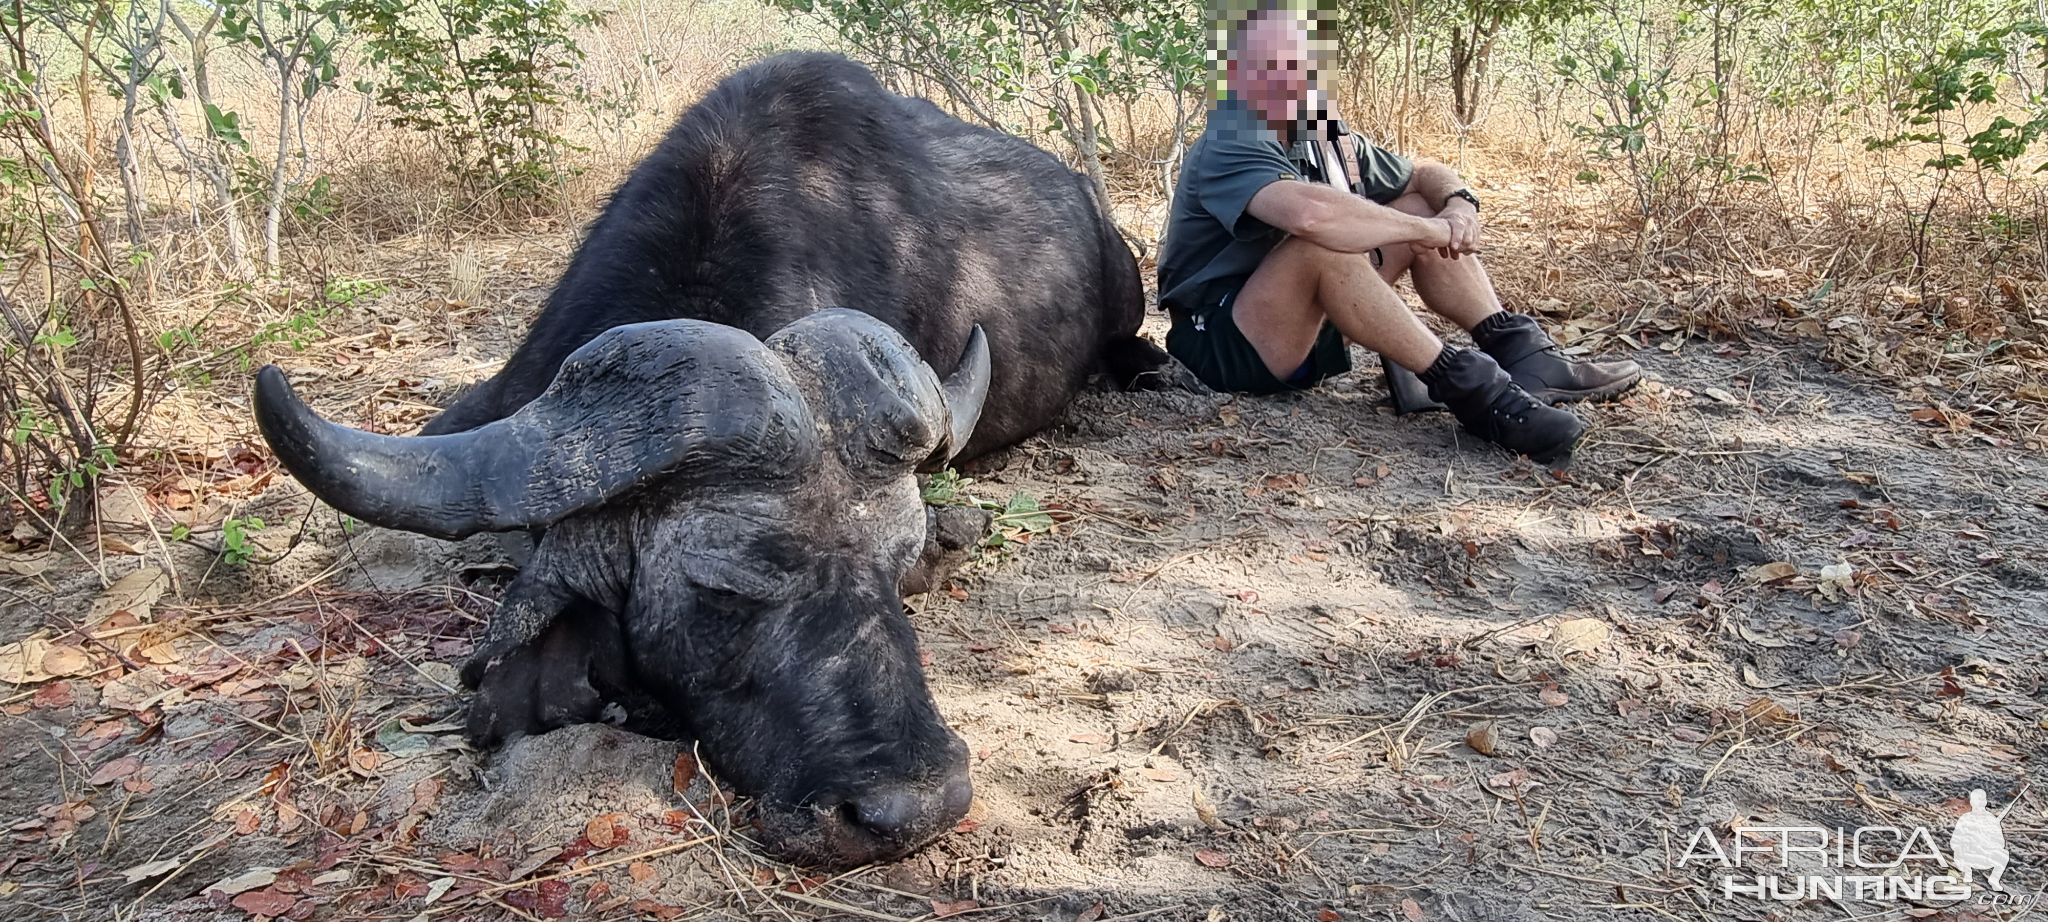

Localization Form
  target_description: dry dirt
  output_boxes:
[1,230,2044,922]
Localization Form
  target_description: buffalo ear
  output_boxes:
[918,325,989,473]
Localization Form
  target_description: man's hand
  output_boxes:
[1414,203,1480,259]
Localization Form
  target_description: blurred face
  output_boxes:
[1226,13,1313,130]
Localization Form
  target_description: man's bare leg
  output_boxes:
[1382,192,1502,331]
[1233,235,1441,375]
[1230,229,1589,463]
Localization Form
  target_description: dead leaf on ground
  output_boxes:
[0,551,56,576]
[1743,697,1797,725]
[672,751,698,794]
[120,858,182,884]
[207,868,279,896]
[1538,686,1569,707]
[584,812,625,850]
[1741,665,1789,689]
[1530,727,1558,749]
[931,898,979,917]
[1744,561,1799,584]
[1402,897,1426,921]
[230,886,297,917]
[88,755,143,786]
[1194,848,1231,867]
[1465,721,1500,756]
[1552,618,1611,653]
[88,568,169,622]
[1485,769,1542,796]
[0,635,55,684]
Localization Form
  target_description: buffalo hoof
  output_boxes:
[464,609,626,748]
[899,504,992,597]
[1103,335,1208,393]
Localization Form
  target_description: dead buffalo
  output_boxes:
[253,52,1173,867]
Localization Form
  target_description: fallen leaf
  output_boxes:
[1538,687,1569,707]
[38,645,90,677]
[931,898,979,917]
[1465,721,1500,756]
[231,886,297,916]
[672,751,698,794]
[1068,732,1109,745]
[584,813,622,850]
[101,667,171,712]
[88,568,169,622]
[121,858,183,883]
[207,868,279,896]
[88,755,143,786]
[1486,769,1541,795]
[953,816,981,834]
[1194,848,1231,867]
[1137,767,1177,782]
[1741,665,1788,689]
[1078,904,1108,922]
[0,635,55,684]
[1402,897,1425,921]
[629,861,656,884]
[1318,911,1342,922]
[1736,624,1791,648]
[1743,698,1796,724]
[630,899,685,921]
[422,876,456,903]
[1191,788,1223,830]
[1745,561,1798,584]
[1552,618,1611,653]
[0,551,56,576]
[31,682,73,709]
[1530,727,1558,749]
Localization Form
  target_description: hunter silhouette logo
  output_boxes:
[1951,789,2012,891]
[1679,786,2030,904]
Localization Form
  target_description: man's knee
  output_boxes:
[1387,192,1435,217]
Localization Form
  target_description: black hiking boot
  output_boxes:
[1472,312,1642,405]
[1418,346,1586,463]
[1382,353,1447,415]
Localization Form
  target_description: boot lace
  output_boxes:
[1488,385,1543,425]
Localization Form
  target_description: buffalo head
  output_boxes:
[253,309,988,867]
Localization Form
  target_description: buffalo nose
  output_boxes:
[850,790,925,840]
[848,774,972,843]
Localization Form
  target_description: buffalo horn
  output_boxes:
[254,320,815,541]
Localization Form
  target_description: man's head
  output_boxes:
[1214,2,1331,132]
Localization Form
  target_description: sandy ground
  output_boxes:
[1,243,2044,921]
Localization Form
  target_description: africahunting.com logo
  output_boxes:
[1680,788,2033,909]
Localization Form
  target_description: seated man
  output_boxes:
[1156,5,1641,462]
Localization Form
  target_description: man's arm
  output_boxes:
[1403,160,1474,214]
[1401,160,1479,255]
[1246,180,1450,255]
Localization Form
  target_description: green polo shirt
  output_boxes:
[1156,101,1415,316]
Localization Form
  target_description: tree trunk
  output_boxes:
[1058,26,1108,206]
[114,85,148,250]
[265,62,295,270]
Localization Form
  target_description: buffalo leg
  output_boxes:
[1101,335,1206,392]
[465,604,628,747]
[899,504,992,597]
[460,519,626,688]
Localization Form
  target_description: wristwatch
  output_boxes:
[1448,188,1481,211]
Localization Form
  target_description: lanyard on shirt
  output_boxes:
[1295,114,1361,195]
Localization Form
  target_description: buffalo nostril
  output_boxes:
[849,789,927,841]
